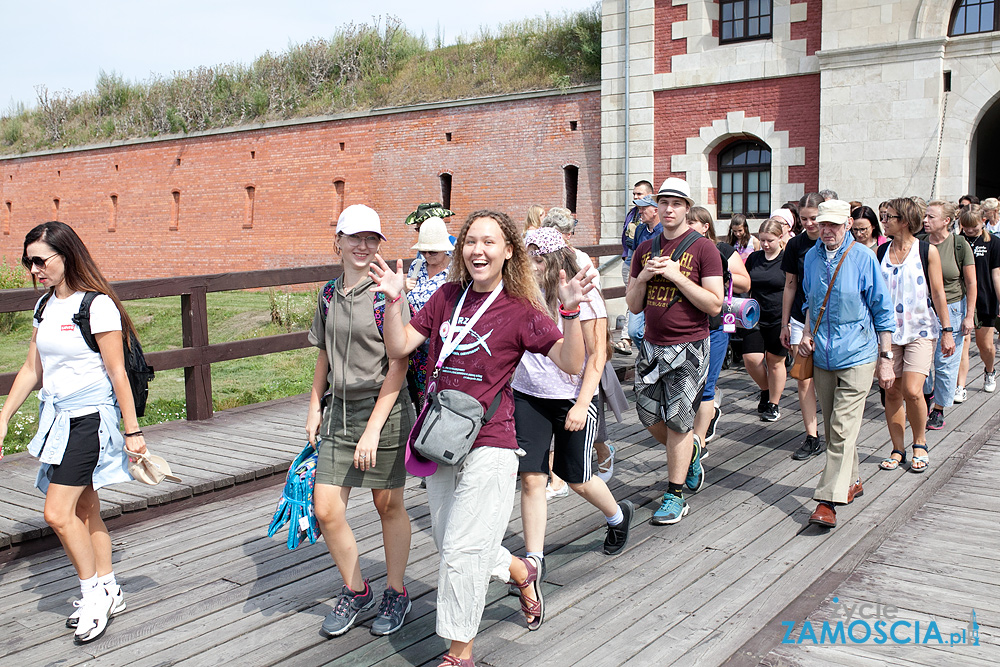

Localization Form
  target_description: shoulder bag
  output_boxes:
[790,241,855,381]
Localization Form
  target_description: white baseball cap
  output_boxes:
[336,204,386,240]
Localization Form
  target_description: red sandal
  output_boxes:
[513,555,544,630]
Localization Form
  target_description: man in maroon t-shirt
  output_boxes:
[626,177,724,526]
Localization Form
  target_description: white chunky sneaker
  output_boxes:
[73,589,116,644]
[68,584,126,629]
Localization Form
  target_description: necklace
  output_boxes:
[890,239,912,264]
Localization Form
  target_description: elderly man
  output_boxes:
[624,192,664,349]
[797,200,895,528]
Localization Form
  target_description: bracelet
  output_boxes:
[124,430,143,438]
[558,305,581,318]
[389,293,403,305]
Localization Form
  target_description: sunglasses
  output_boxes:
[22,252,59,270]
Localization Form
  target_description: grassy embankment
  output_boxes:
[0,7,600,155]
[1,282,319,455]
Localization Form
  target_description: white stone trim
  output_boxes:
[670,111,805,219]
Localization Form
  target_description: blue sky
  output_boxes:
[2,0,591,111]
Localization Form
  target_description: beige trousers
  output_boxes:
[812,361,875,504]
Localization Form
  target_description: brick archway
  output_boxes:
[670,111,805,218]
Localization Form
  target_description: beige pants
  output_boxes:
[813,361,876,504]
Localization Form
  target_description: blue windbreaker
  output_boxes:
[802,234,895,371]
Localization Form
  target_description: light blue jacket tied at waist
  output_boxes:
[802,234,896,372]
[28,378,133,493]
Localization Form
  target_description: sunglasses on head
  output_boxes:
[22,252,59,270]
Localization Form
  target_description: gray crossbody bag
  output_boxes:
[410,283,504,467]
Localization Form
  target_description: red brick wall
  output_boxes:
[791,0,822,56]
[0,91,600,280]
[655,0,689,74]
[653,75,821,199]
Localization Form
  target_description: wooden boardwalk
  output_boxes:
[1,354,998,666]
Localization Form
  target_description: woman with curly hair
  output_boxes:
[372,210,592,667]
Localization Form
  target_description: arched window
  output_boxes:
[950,0,997,36]
[718,141,771,218]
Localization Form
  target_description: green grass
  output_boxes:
[0,288,321,456]
[0,6,600,155]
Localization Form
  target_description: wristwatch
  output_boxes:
[941,327,954,333]
[879,350,894,360]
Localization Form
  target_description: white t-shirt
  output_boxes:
[511,296,608,400]
[33,292,122,409]
[574,248,601,290]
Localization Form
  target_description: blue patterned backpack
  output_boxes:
[267,442,321,549]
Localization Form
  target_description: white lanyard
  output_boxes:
[433,281,504,379]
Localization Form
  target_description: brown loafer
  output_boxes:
[809,502,837,528]
[847,479,863,504]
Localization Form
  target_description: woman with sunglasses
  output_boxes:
[0,221,146,644]
[305,205,415,639]
[878,198,952,473]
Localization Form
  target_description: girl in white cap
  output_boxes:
[305,204,415,639]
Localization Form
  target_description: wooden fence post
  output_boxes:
[181,287,213,420]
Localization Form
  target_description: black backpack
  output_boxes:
[35,292,155,417]
[876,239,935,314]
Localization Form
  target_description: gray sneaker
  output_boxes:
[986,371,997,393]
[322,581,375,637]
[370,586,411,636]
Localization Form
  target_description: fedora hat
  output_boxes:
[656,177,695,208]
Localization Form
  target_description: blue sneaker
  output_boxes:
[686,435,705,493]
[650,492,689,525]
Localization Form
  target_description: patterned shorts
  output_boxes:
[634,337,710,432]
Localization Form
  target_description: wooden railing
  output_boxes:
[0,244,625,420]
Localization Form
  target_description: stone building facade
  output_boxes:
[600,0,1000,242]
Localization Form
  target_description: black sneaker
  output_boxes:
[705,406,721,443]
[926,408,945,431]
[761,402,780,422]
[757,389,769,413]
[322,581,375,637]
[603,500,634,555]
[370,586,411,636]
[791,435,824,460]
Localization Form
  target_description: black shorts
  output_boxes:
[975,312,996,329]
[49,412,101,487]
[742,325,786,357]
[513,390,598,484]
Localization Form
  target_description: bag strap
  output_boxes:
[33,291,53,323]
[650,229,702,310]
[811,241,856,337]
[72,292,101,354]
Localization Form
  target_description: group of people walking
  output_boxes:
[2,180,999,666]
[617,185,1000,531]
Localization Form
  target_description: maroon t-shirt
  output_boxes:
[630,232,724,345]
[410,282,563,450]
